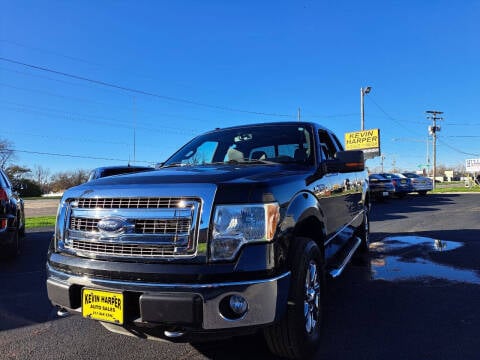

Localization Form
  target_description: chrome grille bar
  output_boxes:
[69,217,192,235]
[72,240,175,257]
[76,197,193,209]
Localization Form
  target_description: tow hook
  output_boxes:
[164,330,185,338]
[57,307,70,317]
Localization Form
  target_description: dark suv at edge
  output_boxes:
[0,168,25,259]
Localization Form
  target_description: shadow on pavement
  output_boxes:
[0,228,58,331]
[370,193,459,222]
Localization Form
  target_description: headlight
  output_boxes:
[210,203,280,261]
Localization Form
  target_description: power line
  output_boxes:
[0,100,199,135]
[367,95,425,135]
[0,39,104,67]
[1,64,377,124]
[444,122,480,126]
[442,135,480,138]
[437,138,479,157]
[0,57,295,118]
[7,148,152,164]
[0,38,157,83]
[0,81,238,127]
[300,112,359,119]
[368,95,479,158]
[2,130,130,147]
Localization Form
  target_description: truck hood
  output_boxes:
[82,163,310,187]
[62,163,312,206]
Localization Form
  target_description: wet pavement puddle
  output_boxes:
[369,236,480,285]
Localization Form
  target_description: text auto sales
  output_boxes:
[84,293,122,312]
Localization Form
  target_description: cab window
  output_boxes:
[318,130,338,160]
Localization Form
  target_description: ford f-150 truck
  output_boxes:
[47,121,369,359]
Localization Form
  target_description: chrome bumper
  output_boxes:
[47,264,290,330]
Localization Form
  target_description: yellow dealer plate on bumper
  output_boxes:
[82,289,124,325]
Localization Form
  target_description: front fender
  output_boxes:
[279,190,326,242]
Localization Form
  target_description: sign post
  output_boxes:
[465,158,480,187]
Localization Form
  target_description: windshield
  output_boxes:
[163,124,314,167]
[369,174,387,180]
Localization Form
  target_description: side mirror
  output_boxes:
[326,150,365,173]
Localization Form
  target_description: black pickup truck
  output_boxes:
[47,122,369,359]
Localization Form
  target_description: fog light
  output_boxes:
[229,295,248,316]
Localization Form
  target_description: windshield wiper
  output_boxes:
[161,162,188,168]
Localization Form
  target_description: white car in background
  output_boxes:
[396,172,433,195]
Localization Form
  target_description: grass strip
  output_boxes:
[26,216,56,229]
[432,186,480,193]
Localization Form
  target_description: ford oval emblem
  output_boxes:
[97,217,128,233]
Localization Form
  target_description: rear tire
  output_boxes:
[264,237,323,359]
[3,228,19,259]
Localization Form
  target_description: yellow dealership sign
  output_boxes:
[344,129,380,159]
[344,129,380,151]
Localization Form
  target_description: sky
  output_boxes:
[1,0,479,176]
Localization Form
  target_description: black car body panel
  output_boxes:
[0,168,25,258]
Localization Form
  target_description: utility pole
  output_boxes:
[426,136,430,176]
[297,108,301,122]
[133,96,137,164]
[426,110,443,190]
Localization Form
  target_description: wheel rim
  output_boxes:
[304,260,320,334]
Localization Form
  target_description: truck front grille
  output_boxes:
[64,197,201,260]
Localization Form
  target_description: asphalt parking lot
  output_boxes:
[1,193,479,359]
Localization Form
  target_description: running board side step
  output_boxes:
[328,237,361,278]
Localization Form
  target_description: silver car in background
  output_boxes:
[396,172,433,195]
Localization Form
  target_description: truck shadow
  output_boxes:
[370,193,459,221]
[0,228,58,331]
[189,335,277,359]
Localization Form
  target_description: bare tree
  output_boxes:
[453,162,466,175]
[50,169,89,192]
[0,139,15,169]
[436,164,447,177]
[33,165,52,193]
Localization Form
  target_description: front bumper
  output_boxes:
[46,263,290,331]
[412,184,433,191]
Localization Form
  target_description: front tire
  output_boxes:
[264,237,323,359]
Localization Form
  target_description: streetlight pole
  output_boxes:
[360,86,371,131]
